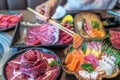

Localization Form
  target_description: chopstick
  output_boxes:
[27,7,76,37]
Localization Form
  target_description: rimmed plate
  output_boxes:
[0,33,18,75]
[0,11,22,32]
[2,48,61,80]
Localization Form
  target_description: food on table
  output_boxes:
[5,49,60,80]
[99,54,116,75]
[61,15,73,26]
[24,23,74,45]
[58,15,74,44]
[73,34,84,49]
[79,67,106,80]
[84,54,99,68]
[110,29,120,49]
[0,14,22,29]
[64,41,120,80]
[65,48,85,72]
[85,41,102,58]
[75,12,106,39]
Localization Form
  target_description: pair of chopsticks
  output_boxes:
[27,7,83,48]
[27,7,76,37]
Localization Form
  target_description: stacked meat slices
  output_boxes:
[24,24,59,45]
[110,30,120,49]
[0,14,22,28]
[24,23,73,46]
[6,50,60,80]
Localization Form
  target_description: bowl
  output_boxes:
[2,48,61,80]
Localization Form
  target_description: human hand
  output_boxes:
[35,1,58,21]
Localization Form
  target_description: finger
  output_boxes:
[44,5,51,20]
[35,5,44,14]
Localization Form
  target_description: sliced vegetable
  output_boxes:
[81,63,94,73]
[91,21,100,30]
[61,15,73,26]
[50,60,59,67]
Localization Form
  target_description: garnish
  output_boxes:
[50,60,59,67]
[81,63,94,73]
[69,47,75,53]
[91,21,100,30]
[82,42,87,54]
[67,20,73,26]
[115,56,120,65]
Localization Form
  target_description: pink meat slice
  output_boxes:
[38,24,59,45]
[110,30,120,49]
[20,50,47,78]
[6,50,60,80]
[25,24,59,45]
[36,66,60,80]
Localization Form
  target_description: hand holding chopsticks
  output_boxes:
[27,7,84,48]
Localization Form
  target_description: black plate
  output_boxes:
[10,14,76,48]
[0,11,22,32]
[2,47,61,80]
[102,17,120,29]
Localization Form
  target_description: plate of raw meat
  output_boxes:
[10,15,74,48]
[0,11,22,31]
[2,48,61,80]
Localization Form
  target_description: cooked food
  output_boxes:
[5,50,60,80]
[110,29,120,49]
[24,23,73,46]
[75,12,105,39]
[0,14,22,29]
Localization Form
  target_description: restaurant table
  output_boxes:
[0,10,120,80]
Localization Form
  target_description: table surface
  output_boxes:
[1,10,120,80]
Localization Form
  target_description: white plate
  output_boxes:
[52,6,66,19]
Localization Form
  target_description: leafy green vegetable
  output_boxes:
[50,61,59,67]
[115,56,120,65]
[82,42,87,54]
[106,33,110,38]
[81,63,94,73]
[91,21,100,30]
[69,47,75,53]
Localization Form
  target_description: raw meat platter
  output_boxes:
[10,15,75,48]
[0,11,22,31]
[2,48,61,80]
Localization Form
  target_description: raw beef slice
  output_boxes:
[38,24,59,45]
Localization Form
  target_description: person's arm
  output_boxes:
[35,0,62,21]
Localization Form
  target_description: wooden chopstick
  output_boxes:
[27,7,76,37]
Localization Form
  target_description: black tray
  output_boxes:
[10,13,76,48]
[0,11,22,32]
